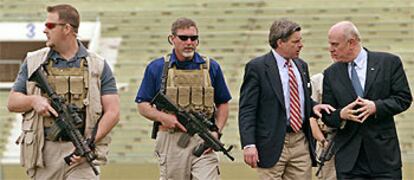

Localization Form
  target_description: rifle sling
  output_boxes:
[151,54,171,139]
[90,117,100,145]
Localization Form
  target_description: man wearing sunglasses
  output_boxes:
[136,17,231,179]
[7,4,120,179]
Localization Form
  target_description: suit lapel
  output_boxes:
[292,59,309,100]
[337,63,358,98]
[264,52,286,109]
[363,51,380,96]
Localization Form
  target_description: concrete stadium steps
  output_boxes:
[107,0,414,165]
[252,14,382,26]
[100,13,254,25]
[114,66,146,84]
[255,5,412,15]
[117,50,253,65]
[202,0,411,9]
[263,0,413,7]
[1,0,188,13]
[1,2,45,12]
[0,91,15,158]
[200,1,266,9]
[116,31,255,42]
[1,0,413,165]
[397,111,414,155]
[111,129,153,145]
[113,33,410,55]
[303,29,414,38]
[0,12,44,22]
[297,20,412,32]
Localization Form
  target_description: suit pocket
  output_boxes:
[376,128,400,166]
[377,129,397,140]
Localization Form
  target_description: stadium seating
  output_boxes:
[0,91,14,158]
[0,0,413,167]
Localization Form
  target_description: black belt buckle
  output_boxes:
[286,126,294,133]
[286,126,300,133]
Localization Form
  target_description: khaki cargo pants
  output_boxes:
[32,141,99,180]
[155,131,220,180]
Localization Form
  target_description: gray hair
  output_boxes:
[268,18,301,49]
[171,17,198,35]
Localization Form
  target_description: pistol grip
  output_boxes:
[193,143,209,157]
[64,152,75,165]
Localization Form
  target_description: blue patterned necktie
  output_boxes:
[351,62,363,97]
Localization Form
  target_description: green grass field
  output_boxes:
[2,162,413,179]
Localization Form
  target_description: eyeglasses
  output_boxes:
[45,22,67,29]
[176,35,199,41]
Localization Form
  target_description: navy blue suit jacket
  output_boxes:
[239,51,317,168]
[322,49,412,173]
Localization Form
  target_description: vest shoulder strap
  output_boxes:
[26,47,51,78]
[161,53,171,93]
[199,54,210,70]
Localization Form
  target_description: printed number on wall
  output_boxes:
[26,23,35,38]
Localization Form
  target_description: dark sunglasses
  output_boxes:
[176,35,199,41]
[45,22,66,29]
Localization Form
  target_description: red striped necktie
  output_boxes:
[286,60,302,132]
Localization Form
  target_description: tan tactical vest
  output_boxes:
[164,54,215,118]
[42,58,88,130]
[46,58,88,108]
[18,47,111,176]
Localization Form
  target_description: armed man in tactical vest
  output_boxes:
[136,17,232,179]
[7,4,120,180]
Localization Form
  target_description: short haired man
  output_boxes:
[136,17,231,179]
[7,4,120,179]
[322,21,412,179]
[239,18,334,180]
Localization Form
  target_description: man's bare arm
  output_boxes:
[95,94,120,142]
[214,102,229,132]
[7,90,57,117]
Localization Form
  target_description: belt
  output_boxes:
[158,125,184,133]
[44,131,71,142]
[44,127,84,142]
[286,126,302,133]
[45,136,71,142]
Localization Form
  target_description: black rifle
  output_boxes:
[29,67,99,175]
[315,131,336,176]
[151,91,235,161]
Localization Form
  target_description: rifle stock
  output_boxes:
[151,91,234,161]
[315,131,336,176]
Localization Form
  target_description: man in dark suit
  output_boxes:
[322,21,412,179]
[239,19,334,180]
